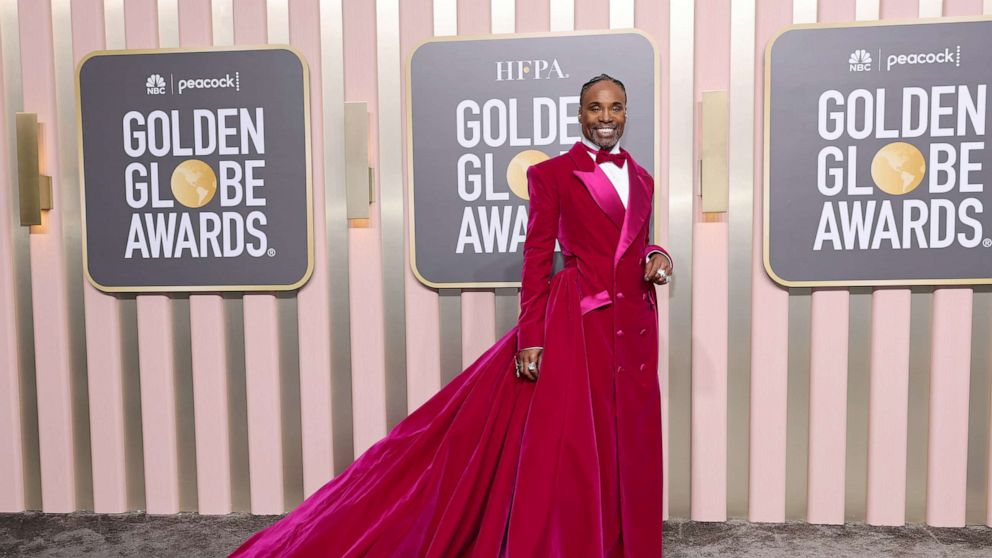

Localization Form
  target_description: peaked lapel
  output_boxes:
[612,154,652,266]
[568,142,625,231]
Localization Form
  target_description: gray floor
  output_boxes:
[1,512,990,557]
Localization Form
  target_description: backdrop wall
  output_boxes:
[0,0,989,530]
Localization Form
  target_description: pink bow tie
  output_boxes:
[595,149,627,168]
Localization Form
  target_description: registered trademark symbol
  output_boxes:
[267,248,276,257]
[983,238,992,248]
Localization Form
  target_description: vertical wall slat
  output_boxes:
[748,0,792,522]
[927,288,974,527]
[290,0,338,497]
[667,0,695,520]
[175,0,235,516]
[344,0,388,455]
[376,0,408,434]
[944,0,990,531]
[52,0,94,513]
[690,0,730,522]
[549,0,574,31]
[515,0,550,31]
[18,0,81,513]
[727,0,756,520]
[233,0,287,514]
[634,0,672,520]
[918,0,974,529]
[0,0,28,513]
[74,0,131,514]
[805,0,858,525]
[455,0,497,374]
[124,0,185,515]
[321,0,359,481]
[401,1,441,415]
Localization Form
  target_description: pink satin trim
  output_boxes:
[579,289,612,315]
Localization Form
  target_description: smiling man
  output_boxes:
[510,72,674,557]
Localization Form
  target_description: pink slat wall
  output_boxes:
[750,0,793,522]
[74,0,130,515]
[0,0,989,534]
[806,0,855,526]
[690,0,730,522]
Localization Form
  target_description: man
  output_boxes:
[509,73,672,558]
[228,73,672,558]
[516,74,674,381]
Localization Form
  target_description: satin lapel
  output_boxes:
[613,160,651,266]
[568,142,625,231]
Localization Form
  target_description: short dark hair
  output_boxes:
[579,73,627,105]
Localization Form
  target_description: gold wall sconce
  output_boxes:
[345,101,375,224]
[699,90,729,214]
[16,112,52,226]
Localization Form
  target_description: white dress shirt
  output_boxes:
[518,139,672,354]
[581,136,629,208]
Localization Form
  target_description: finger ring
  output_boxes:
[527,362,537,371]
[656,269,666,278]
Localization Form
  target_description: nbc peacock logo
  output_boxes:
[145,73,167,95]
[848,49,872,72]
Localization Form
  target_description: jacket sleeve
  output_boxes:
[644,246,673,271]
[640,173,673,272]
[517,165,560,352]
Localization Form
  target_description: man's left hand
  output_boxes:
[644,254,673,284]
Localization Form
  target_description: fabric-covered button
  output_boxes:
[639,363,647,371]
[617,292,625,300]
[642,293,648,300]
[616,329,624,337]
[640,328,647,335]
[617,366,624,373]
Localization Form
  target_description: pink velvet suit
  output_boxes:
[228,141,670,557]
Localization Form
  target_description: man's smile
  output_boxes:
[593,126,617,140]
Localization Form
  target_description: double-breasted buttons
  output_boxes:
[640,363,647,372]
[640,328,647,336]
[616,329,624,337]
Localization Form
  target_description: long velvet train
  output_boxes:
[229,266,621,557]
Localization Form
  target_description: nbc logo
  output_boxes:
[848,49,872,72]
[146,73,167,95]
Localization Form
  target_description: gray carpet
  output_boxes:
[1,513,990,557]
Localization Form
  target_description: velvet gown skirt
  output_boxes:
[228,266,649,557]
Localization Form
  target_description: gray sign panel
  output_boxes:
[766,18,992,286]
[409,31,657,288]
[77,46,313,292]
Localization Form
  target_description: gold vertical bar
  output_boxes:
[344,102,370,220]
[700,90,728,213]
[15,113,40,227]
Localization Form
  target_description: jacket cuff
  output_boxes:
[644,244,673,271]
[517,328,544,353]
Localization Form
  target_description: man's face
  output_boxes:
[578,80,627,150]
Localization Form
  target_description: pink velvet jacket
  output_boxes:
[517,141,672,352]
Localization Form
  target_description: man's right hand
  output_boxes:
[516,348,543,381]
